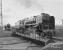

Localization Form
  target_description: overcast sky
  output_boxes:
[0,0,63,26]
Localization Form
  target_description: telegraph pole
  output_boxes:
[1,0,3,30]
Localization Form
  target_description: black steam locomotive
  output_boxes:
[12,13,55,41]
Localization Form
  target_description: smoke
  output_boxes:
[15,0,32,8]
[24,0,32,8]
[16,0,43,10]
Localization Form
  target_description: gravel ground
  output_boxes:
[0,30,42,50]
[0,30,63,50]
[0,37,42,50]
[42,42,63,50]
[41,38,63,50]
[0,30,12,37]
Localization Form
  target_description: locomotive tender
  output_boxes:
[12,13,55,45]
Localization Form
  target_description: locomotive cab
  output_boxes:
[35,13,55,38]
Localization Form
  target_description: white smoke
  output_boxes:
[15,0,43,11]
